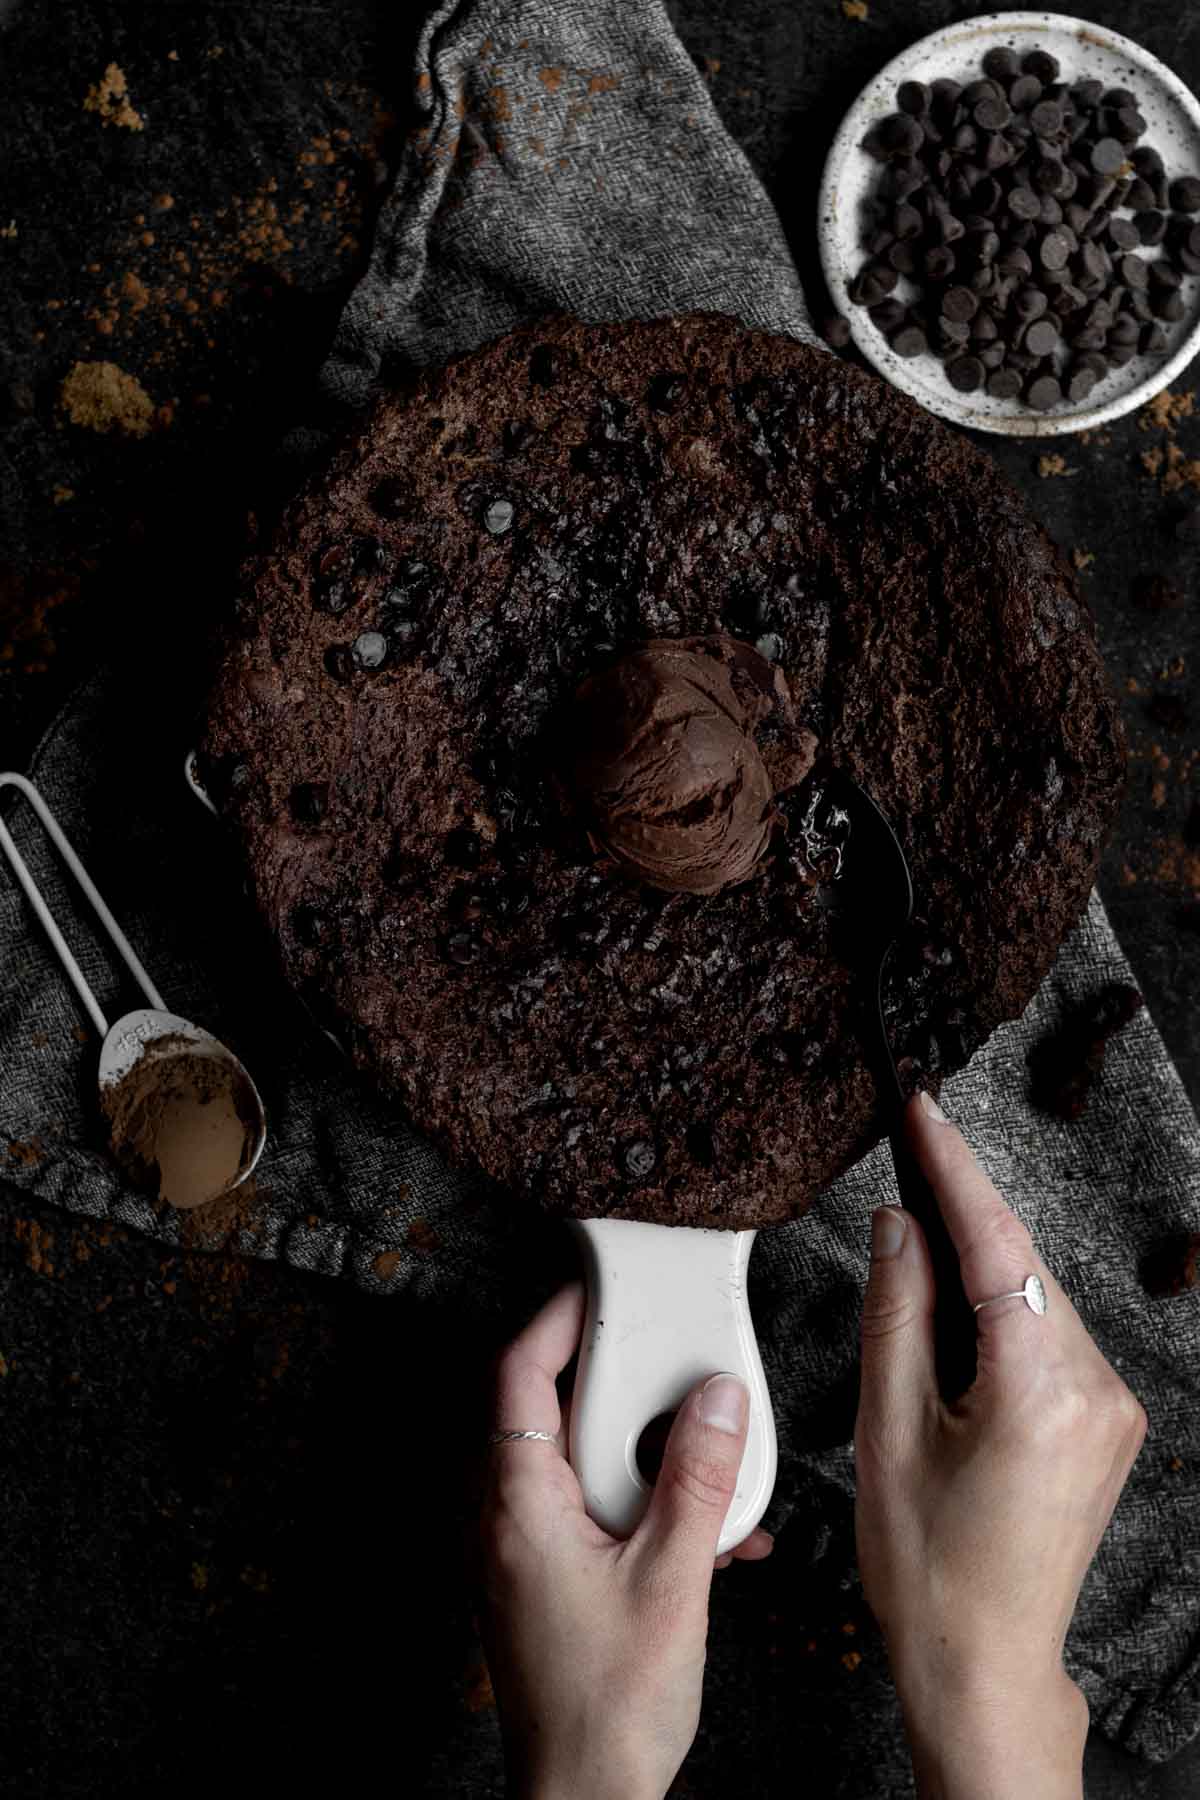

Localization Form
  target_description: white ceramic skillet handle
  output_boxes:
[568,1218,777,1558]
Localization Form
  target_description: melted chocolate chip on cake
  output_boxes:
[202,314,1125,1228]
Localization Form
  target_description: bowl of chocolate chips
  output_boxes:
[819,12,1200,434]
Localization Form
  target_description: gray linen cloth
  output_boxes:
[3,0,1200,1774]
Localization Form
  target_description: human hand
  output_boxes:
[855,1091,1148,1800]
[478,1281,773,1800]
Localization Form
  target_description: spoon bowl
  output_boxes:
[99,1006,267,1194]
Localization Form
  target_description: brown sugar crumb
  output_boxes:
[406,1218,440,1255]
[464,1659,496,1712]
[0,1353,8,1378]
[6,1139,43,1168]
[1152,779,1169,808]
[51,485,74,506]
[1038,453,1075,477]
[841,1650,863,1671]
[191,1563,209,1591]
[842,0,869,17]
[153,193,175,210]
[83,63,144,132]
[13,1217,55,1277]
[373,1249,403,1280]
[1141,389,1195,435]
[1071,547,1095,571]
[1141,1232,1200,1297]
[1134,573,1186,612]
[538,67,563,92]
[587,73,620,94]
[60,360,154,437]
[1141,446,1164,476]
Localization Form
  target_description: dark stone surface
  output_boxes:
[1,2,1198,1795]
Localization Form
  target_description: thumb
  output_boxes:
[632,1374,749,1584]
[857,1206,939,1457]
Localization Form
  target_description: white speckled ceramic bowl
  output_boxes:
[818,11,1200,436]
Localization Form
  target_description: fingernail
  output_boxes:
[699,1372,748,1435]
[919,1088,949,1125]
[871,1206,907,1260]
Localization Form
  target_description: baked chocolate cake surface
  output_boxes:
[201,314,1124,1229]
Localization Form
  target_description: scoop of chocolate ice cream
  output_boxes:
[571,636,809,895]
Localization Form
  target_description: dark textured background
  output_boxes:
[1,2,1198,1794]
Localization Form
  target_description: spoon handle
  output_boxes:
[888,1128,977,1402]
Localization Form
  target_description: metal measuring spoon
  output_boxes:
[0,773,266,1201]
[805,767,977,1401]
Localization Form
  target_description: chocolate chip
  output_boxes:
[1119,252,1149,290]
[314,576,352,616]
[1029,100,1064,137]
[986,366,1023,398]
[930,77,962,115]
[1136,210,1167,246]
[445,827,482,870]
[923,245,957,281]
[1024,317,1060,356]
[869,297,908,334]
[1009,74,1043,111]
[878,112,925,155]
[983,46,1021,81]
[1149,260,1182,291]
[974,96,1012,132]
[1066,363,1100,402]
[1107,216,1140,251]
[946,354,985,392]
[371,477,408,519]
[621,1139,658,1182]
[290,782,328,826]
[1008,184,1042,220]
[1141,321,1170,354]
[1090,137,1125,175]
[1026,373,1063,409]
[821,313,852,348]
[891,324,928,357]
[938,318,971,348]
[1022,49,1060,83]
[352,630,388,670]
[1170,176,1200,214]
[897,79,929,116]
[444,931,481,967]
[941,285,979,322]
[1071,78,1104,109]
[1153,289,1186,322]
[1014,284,1048,320]
[530,344,562,387]
[484,497,515,534]
[993,243,1033,282]
[971,309,1000,342]
[645,370,685,410]
[849,265,896,307]
[1039,230,1070,271]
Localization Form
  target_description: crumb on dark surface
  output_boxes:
[1140,1231,1200,1297]
[1028,982,1145,1121]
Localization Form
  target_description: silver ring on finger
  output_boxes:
[487,1428,558,1446]
[973,1274,1048,1318]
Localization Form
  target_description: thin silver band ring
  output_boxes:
[488,1429,557,1446]
[973,1274,1048,1318]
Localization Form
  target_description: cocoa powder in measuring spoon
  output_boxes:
[103,1041,257,1210]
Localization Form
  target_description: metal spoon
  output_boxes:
[0,773,266,1198]
[806,769,978,1401]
